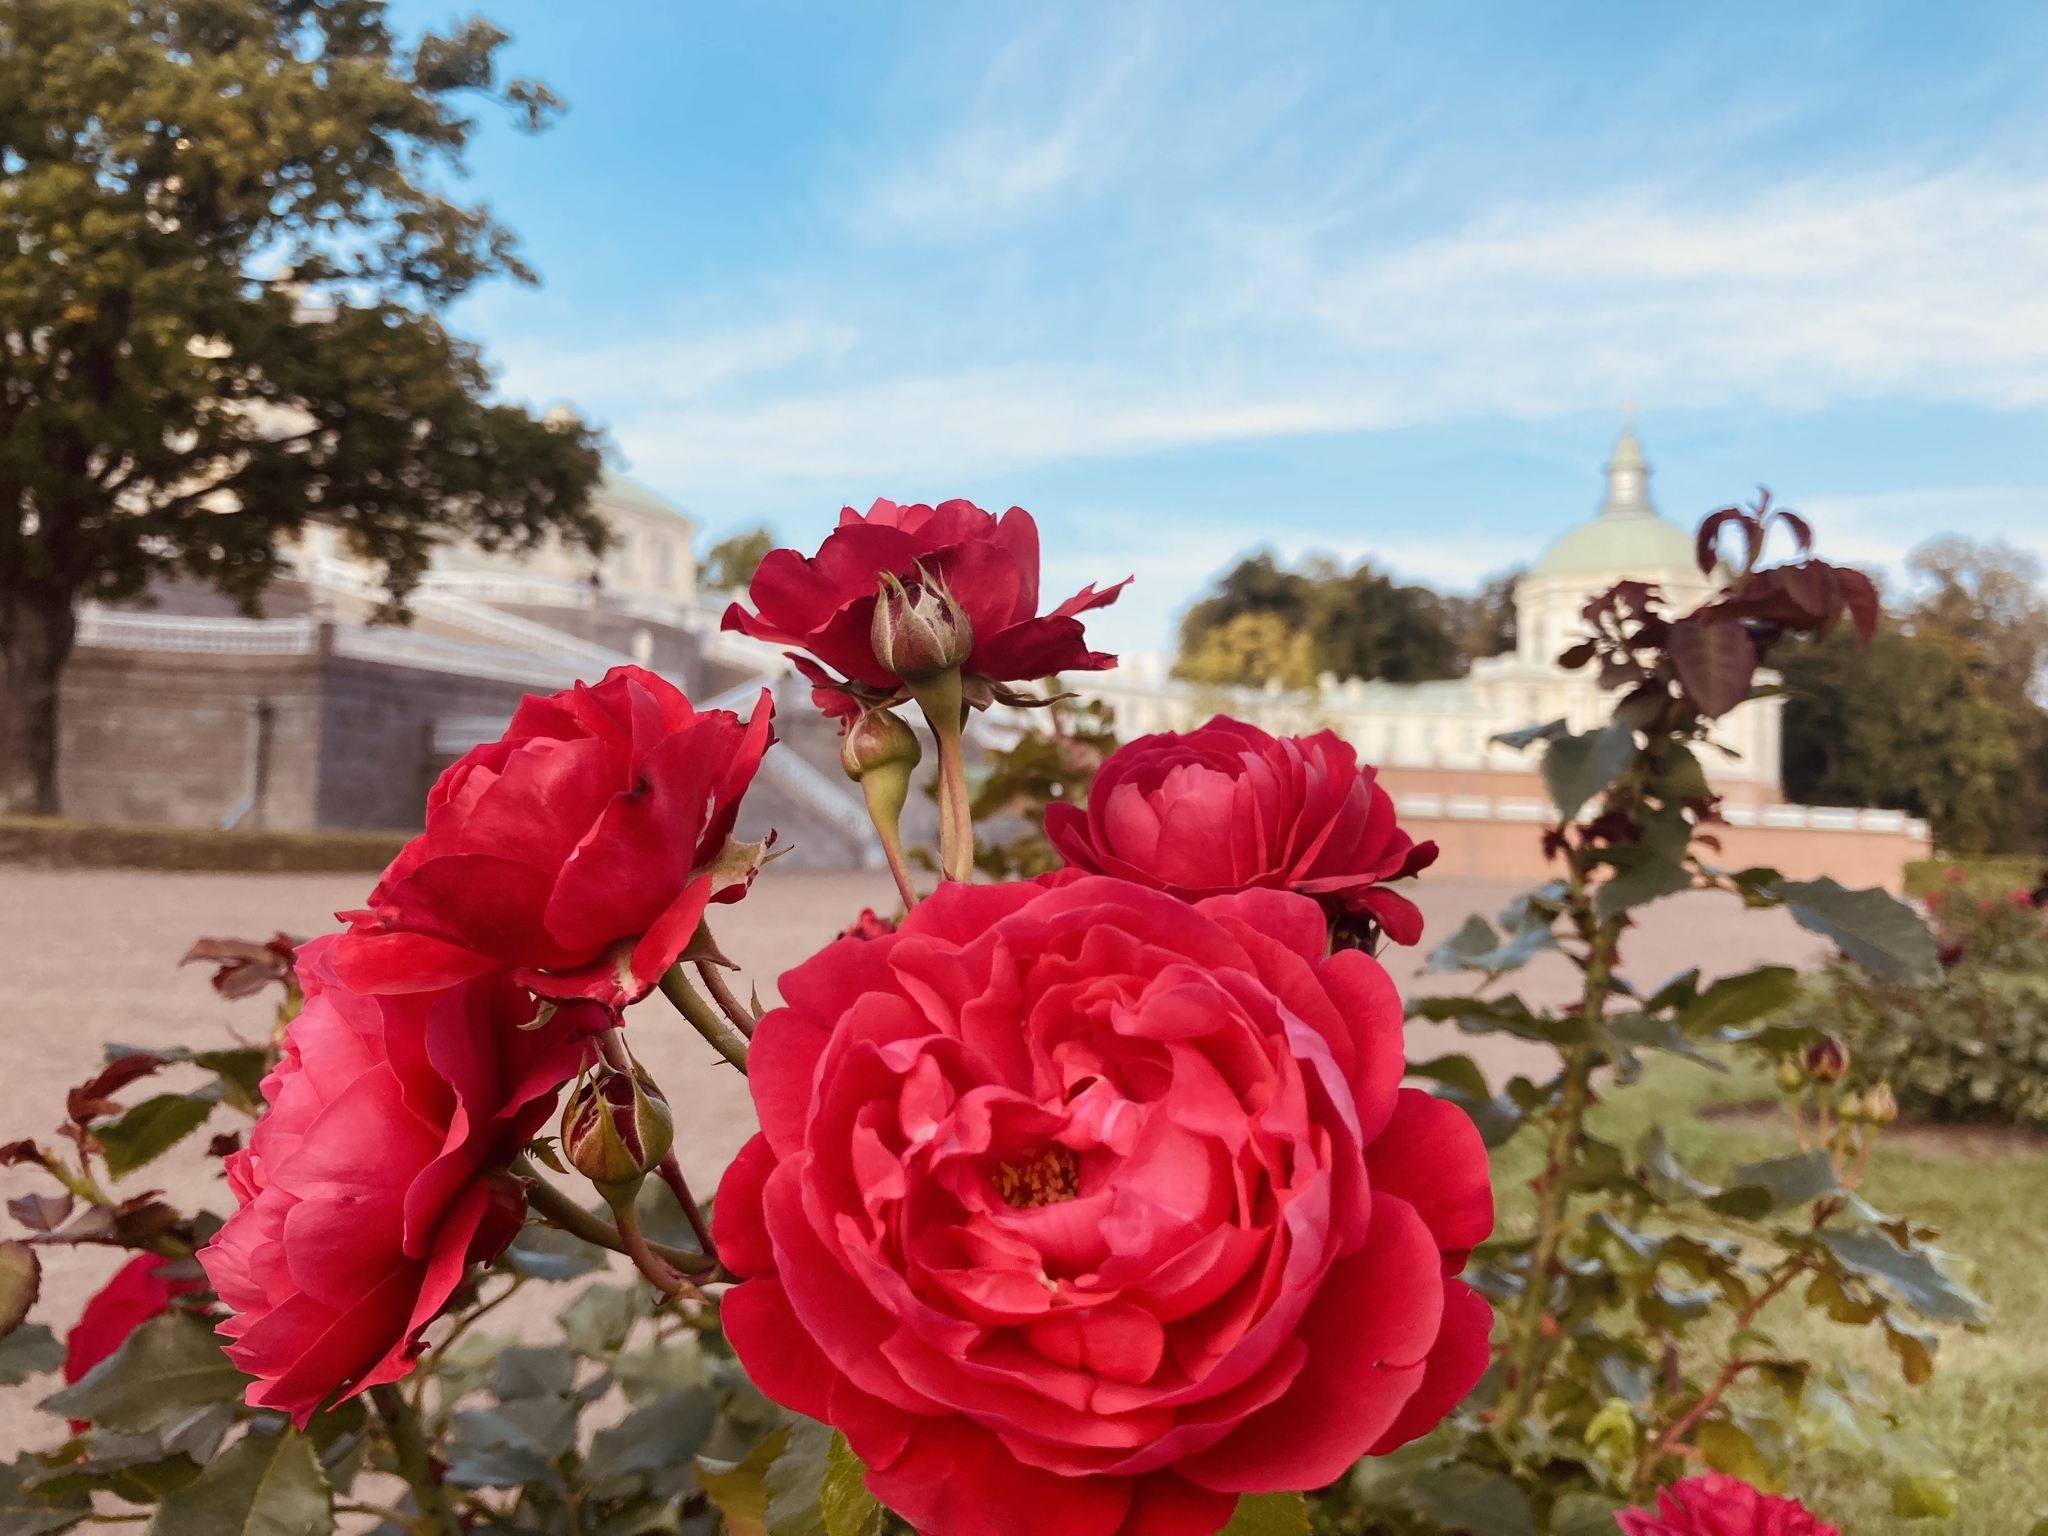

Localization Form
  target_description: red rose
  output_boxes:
[335,665,773,1010]
[837,908,899,942]
[199,936,589,1424]
[1044,719,1439,947]
[1617,1474,1840,1536]
[64,1253,205,1383]
[722,499,1128,717]
[713,876,1492,1536]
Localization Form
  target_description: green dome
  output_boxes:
[1531,427,1696,578]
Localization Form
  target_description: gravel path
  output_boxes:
[0,863,1830,1450]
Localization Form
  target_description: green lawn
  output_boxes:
[1505,1056,2048,1534]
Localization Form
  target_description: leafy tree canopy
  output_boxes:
[1176,552,1518,689]
[698,526,775,593]
[0,0,608,812]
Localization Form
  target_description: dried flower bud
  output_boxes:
[1863,1081,1898,1126]
[840,706,922,782]
[871,566,973,683]
[1775,1055,1806,1096]
[1803,1038,1849,1085]
[561,1059,674,1197]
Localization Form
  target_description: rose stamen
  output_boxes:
[992,1144,1081,1209]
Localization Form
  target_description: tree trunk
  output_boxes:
[0,584,76,816]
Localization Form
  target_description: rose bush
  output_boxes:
[1044,718,1438,946]
[713,874,1493,1536]
[335,665,772,1010]
[723,497,1128,716]
[200,936,591,1423]
[1614,1474,1840,1536]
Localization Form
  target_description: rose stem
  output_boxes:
[660,963,751,1072]
[371,1384,463,1536]
[656,1150,721,1267]
[610,1197,697,1301]
[908,670,974,883]
[861,771,922,910]
[513,1155,718,1277]
[695,960,758,1038]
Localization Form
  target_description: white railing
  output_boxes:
[76,608,317,655]
[296,557,639,672]
[330,625,601,690]
[1387,789,1925,841]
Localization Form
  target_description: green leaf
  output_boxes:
[1694,1418,1776,1486]
[0,1322,65,1384]
[584,1387,719,1483]
[1423,908,1557,975]
[1551,1492,1627,1536]
[1219,1491,1309,1535]
[1776,878,1939,983]
[1636,1127,1719,1205]
[1,1452,89,1536]
[499,1221,609,1281]
[698,1426,784,1536]
[1819,1230,1987,1325]
[443,1402,572,1487]
[557,1282,645,1357]
[23,1430,206,1504]
[146,1427,333,1536]
[190,1050,270,1115]
[1542,722,1636,824]
[1406,994,1576,1044]
[94,1090,220,1180]
[1882,1317,1938,1385]
[1408,1055,1524,1148]
[1561,1135,1631,1194]
[1706,1151,1838,1219]
[764,1415,834,1536]
[1493,718,1566,751]
[492,1345,577,1401]
[1879,1432,1957,1519]
[819,1432,885,1536]
[1608,1011,1731,1080]
[1593,853,1693,922]
[611,1340,712,1406]
[0,1240,39,1336]
[1402,1465,1535,1536]
[1676,966,1802,1033]
[41,1312,247,1434]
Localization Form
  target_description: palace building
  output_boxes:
[1069,426,1928,888]
[56,427,1926,886]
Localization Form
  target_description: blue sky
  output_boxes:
[389,0,2048,657]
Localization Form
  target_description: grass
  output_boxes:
[0,815,409,872]
[1904,855,2047,901]
[1490,1054,2048,1534]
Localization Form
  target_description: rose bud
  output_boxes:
[1834,1088,1864,1123]
[561,1059,675,1203]
[1803,1038,1849,1085]
[1775,1055,1806,1095]
[841,707,923,910]
[870,565,973,683]
[1863,1082,1899,1126]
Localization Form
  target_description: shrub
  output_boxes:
[1827,877,2048,1129]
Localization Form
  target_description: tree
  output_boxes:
[1176,550,1463,687]
[1173,610,1316,689]
[1441,566,1522,668]
[1780,623,2020,853]
[0,1,608,814]
[698,525,775,592]
[1904,536,2048,848]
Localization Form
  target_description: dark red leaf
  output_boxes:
[180,934,298,1001]
[0,1140,45,1168]
[1558,640,1598,669]
[1695,507,1749,576]
[1836,565,1881,644]
[7,1193,73,1233]
[1778,562,1838,623]
[1668,616,1758,718]
[111,1196,183,1247]
[1775,508,1814,555]
[205,1132,243,1159]
[68,1055,165,1124]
